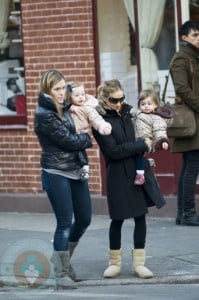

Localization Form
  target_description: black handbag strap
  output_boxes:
[161,73,169,104]
[161,58,194,104]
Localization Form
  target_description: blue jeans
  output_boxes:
[42,170,92,251]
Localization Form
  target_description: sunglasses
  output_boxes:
[108,95,125,104]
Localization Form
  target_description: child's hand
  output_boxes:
[155,138,169,151]
[69,104,78,113]
[102,127,112,135]
[162,142,169,150]
[99,123,112,135]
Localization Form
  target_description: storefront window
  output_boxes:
[154,0,176,70]
[190,0,199,21]
[97,0,138,107]
[96,0,178,105]
[0,0,26,128]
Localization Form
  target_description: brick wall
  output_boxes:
[0,0,102,195]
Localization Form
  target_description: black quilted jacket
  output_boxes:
[34,92,92,171]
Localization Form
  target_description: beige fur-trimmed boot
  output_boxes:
[132,249,153,279]
[103,249,122,278]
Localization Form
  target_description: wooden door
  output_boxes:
[147,151,182,195]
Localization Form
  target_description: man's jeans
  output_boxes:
[42,170,92,251]
[177,150,199,211]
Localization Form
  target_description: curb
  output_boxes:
[78,275,199,286]
[1,275,199,290]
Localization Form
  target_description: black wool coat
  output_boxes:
[93,103,165,220]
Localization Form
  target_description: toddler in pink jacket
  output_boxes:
[66,81,112,180]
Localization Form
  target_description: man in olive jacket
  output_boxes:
[170,20,199,226]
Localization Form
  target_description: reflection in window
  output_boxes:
[154,0,175,70]
[190,0,199,21]
[129,22,136,65]
[0,0,26,126]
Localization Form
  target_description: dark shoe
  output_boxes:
[175,210,183,225]
[181,214,199,226]
[175,217,182,225]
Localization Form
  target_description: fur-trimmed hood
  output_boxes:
[155,107,174,119]
[95,99,110,116]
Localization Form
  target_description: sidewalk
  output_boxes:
[0,212,199,289]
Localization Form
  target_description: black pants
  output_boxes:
[177,150,199,212]
[109,215,146,250]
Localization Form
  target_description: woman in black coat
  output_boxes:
[93,79,165,279]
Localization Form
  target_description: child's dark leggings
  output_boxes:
[109,214,146,250]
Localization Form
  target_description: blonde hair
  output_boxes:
[138,89,160,109]
[97,79,124,100]
[66,81,84,103]
[39,70,66,116]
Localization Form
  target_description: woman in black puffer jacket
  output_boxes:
[34,70,92,289]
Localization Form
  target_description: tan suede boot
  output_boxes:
[103,249,122,278]
[132,249,153,279]
[68,241,78,257]
[52,251,77,289]
[68,241,78,281]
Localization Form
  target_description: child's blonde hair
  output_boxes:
[138,89,160,109]
[66,81,84,103]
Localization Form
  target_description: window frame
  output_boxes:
[0,0,27,129]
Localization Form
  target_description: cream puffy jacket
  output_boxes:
[135,108,173,152]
